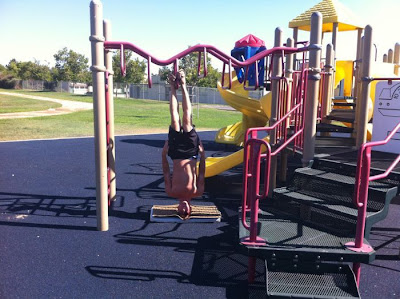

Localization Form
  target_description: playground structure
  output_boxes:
[90,0,400,297]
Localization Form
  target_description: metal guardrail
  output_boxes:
[352,121,400,249]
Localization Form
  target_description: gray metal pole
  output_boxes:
[268,27,283,196]
[293,28,298,70]
[394,43,400,75]
[383,54,388,63]
[279,37,294,183]
[356,25,373,148]
[302,12,322,166]
[353,28,363,98]
[388,49,394,63]
[332,22,338,52]
[104,19,116,202]
[322,44,334,119]
[90,0,108,231]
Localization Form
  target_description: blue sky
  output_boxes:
[0,0,398,71]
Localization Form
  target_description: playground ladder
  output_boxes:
[239,148,400,298]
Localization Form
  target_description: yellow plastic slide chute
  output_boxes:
[204,74,272,177]
[205,136,270,178]
[215,73,271,146]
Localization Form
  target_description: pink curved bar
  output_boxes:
[197,48,207,78]
[241,137,271,241]
[120,44,126,77]
[105,41,302,67]
[353,121,400,249]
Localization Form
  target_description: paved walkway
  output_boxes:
[0,92,93,119]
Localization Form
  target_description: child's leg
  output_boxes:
[169,88,181,131]
[181,85,192,132]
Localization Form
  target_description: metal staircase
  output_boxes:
[238,153,399,298]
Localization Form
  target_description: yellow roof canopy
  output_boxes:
[289,0,364,32]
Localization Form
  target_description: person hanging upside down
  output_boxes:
[161,69,206,219]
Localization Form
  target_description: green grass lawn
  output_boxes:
[0,93,62,113]
[0,89,241,141]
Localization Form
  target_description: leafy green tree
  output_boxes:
[6,59,20,76]
[5,59,52,81]
[53,47,90,82]
[158,66,171,82]
[0,64,6,73]
[112,51,146,83]
[178,47,220,88]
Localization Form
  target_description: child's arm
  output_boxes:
[195,141,206,196]
[162,141,173,196]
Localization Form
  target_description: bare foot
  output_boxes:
[178,200,191,220]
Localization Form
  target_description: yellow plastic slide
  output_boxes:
[215,74,271,146]
[204,75,272,177]
[205,136,270,177]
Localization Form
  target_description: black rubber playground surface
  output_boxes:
[0,131,399,298]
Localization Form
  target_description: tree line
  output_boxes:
[0,46,220,89]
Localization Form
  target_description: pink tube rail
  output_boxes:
[352,121,400,249]
[104,41,307,88]
[105,71,112,203]
[240,66,308,245]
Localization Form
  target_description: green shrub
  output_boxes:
[0,73,19,89]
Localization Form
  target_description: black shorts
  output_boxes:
[168,126,200,160]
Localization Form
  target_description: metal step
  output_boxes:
[238,207,375,264]
[315,155,400,187]
[273,187,377,237]
[295,167,396,195]
[317,123,354,133]
[326,110,355,123]
[333,102,356,107]
[266,260,360,298]
[316,136,355,147]
[292,168,398,212]
[333,96,355,100]
[274,187,370,218]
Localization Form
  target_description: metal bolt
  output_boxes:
[340,257,344,261]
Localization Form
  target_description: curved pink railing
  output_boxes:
[240,65,309,244]
[352,121,400,248]
[104,41,308,88]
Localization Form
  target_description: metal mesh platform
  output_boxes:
[266,260,360,298]
[238,208,375,263]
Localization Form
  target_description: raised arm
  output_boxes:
[162,141,173,196]
[195,141,206,196]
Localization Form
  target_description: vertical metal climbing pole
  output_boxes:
[90,0,108,231]
[302,12,322,166]
[104,19,117,202]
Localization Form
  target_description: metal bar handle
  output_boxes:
[243,60,260,91]
[120,44,126,77]
[221,59,232,90]
[197,48,208,78]
[147,56,152,88]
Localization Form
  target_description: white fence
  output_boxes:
[17,80,264,105]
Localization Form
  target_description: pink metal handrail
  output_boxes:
[104,41,308,88]
[105,71,111,202]
[241,138,271,234]
[352,121,400,249]
[197,48,208,78]
[119,44,126,77]
[240,66,308,242]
